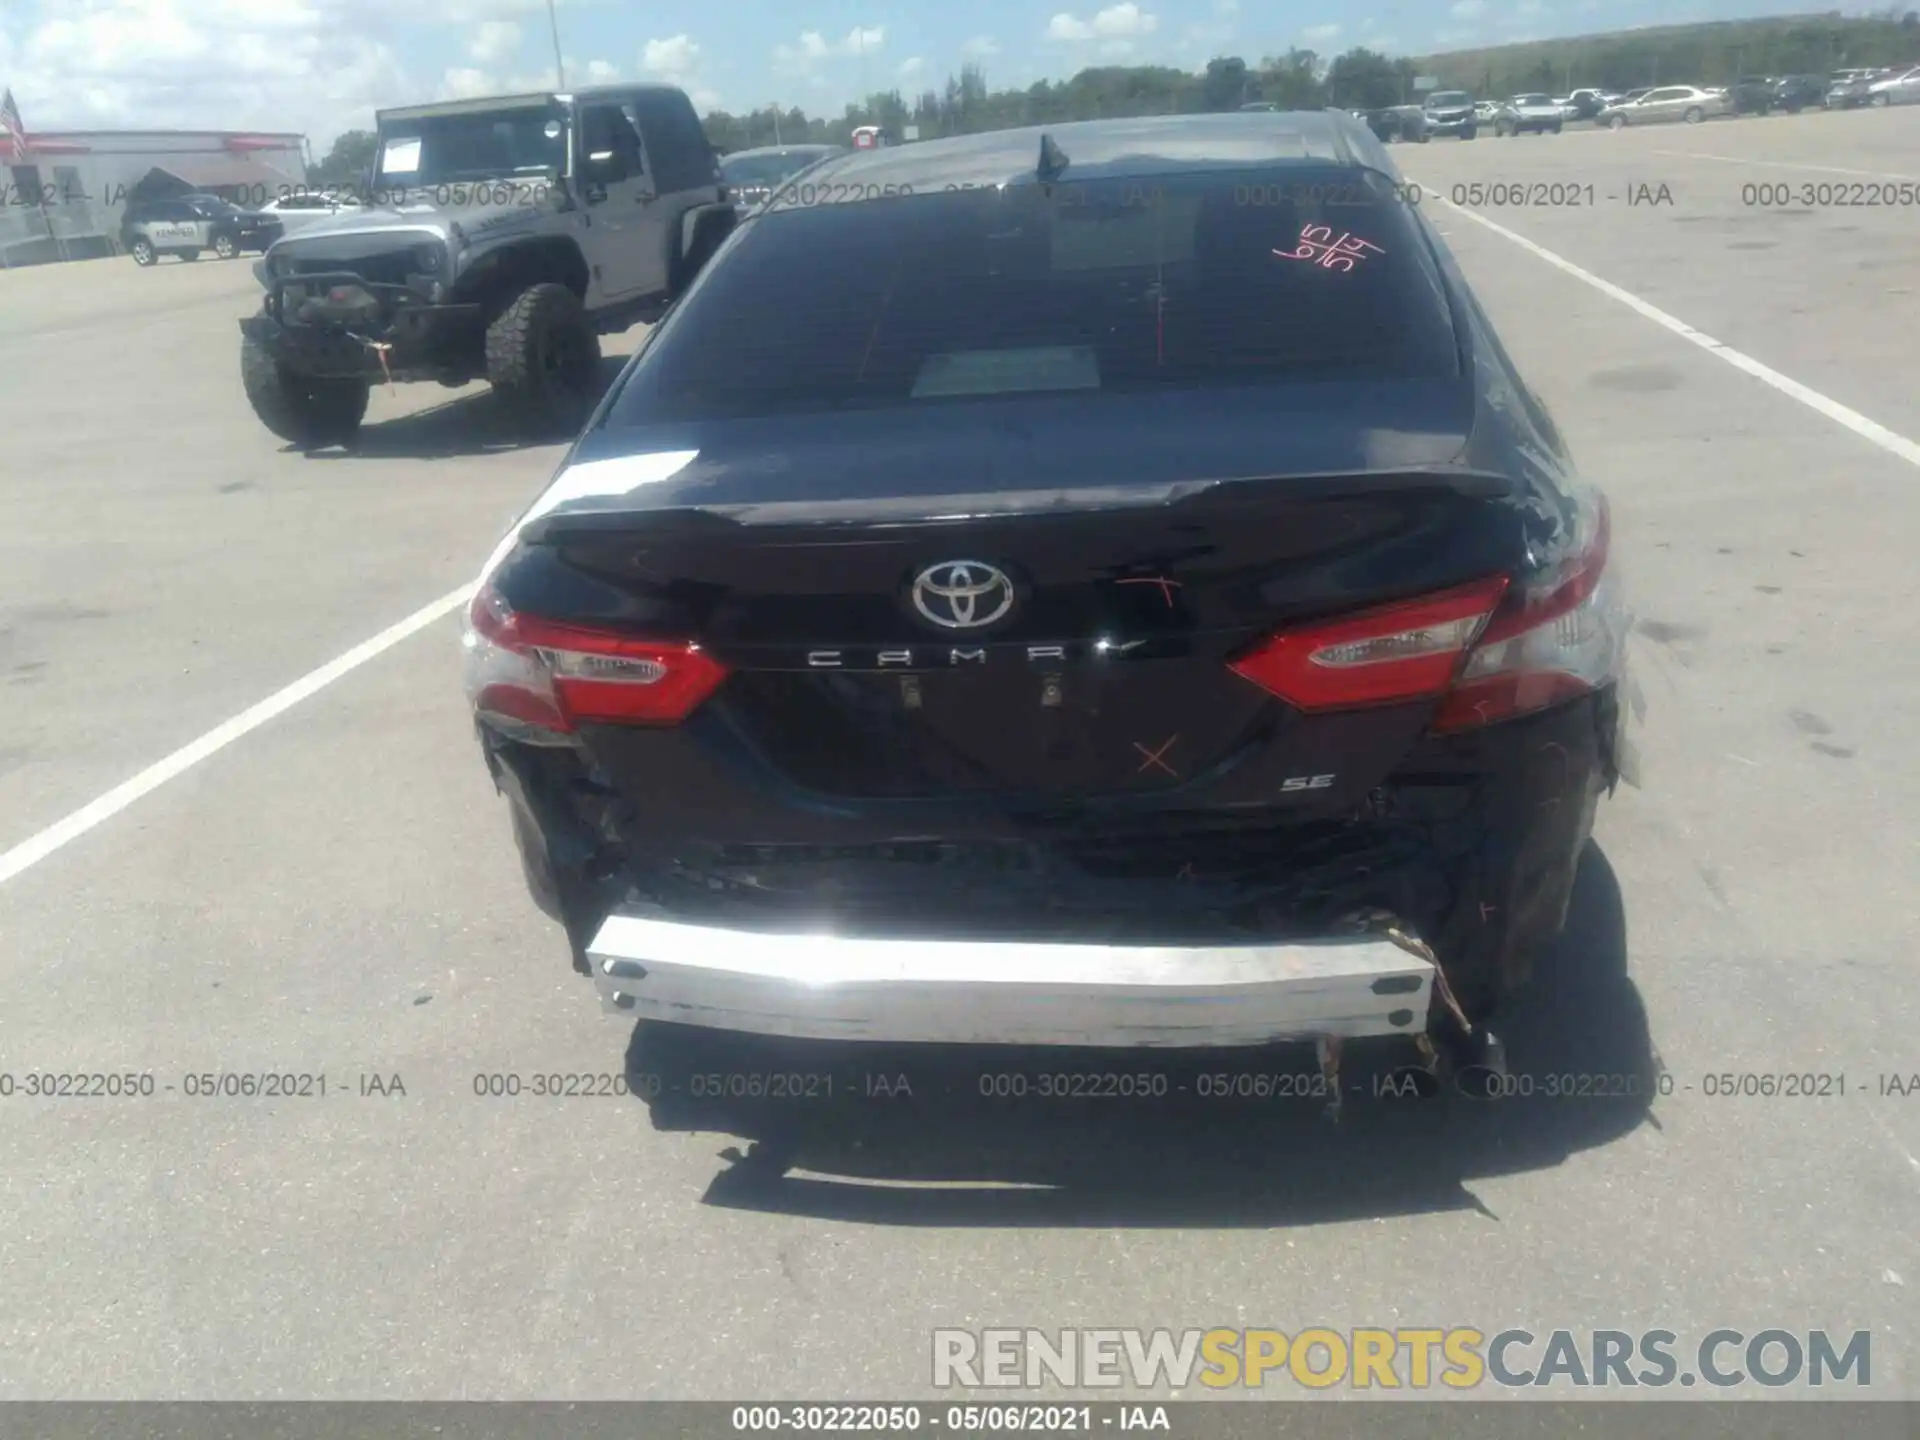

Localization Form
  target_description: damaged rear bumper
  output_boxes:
[586,912,1435,1047]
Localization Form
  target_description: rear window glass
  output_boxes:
[611,164,1458,425]
[722,150,836,188]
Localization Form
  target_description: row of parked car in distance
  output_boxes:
[1356,62,1920,142]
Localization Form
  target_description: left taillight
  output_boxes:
[1228,490,1626,733]
[461,585,729,741]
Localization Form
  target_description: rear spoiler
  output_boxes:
[520,467,1522,540]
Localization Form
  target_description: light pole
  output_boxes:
[546,0,566,87]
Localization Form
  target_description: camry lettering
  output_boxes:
[801,641,1153,670]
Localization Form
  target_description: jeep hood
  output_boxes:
[260,191,550,259]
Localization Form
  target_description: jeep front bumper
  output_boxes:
[242,274,486,381]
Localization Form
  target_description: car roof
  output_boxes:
[379,84,687,124]
[724,144,842,159]
[765,112,1378,194]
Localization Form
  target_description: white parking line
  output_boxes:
[1424,190,1920,471]
[1651,149,1920,182]
[0,585,472,889]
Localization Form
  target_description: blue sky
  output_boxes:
[0,0,1852,146]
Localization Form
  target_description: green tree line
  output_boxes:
[312,9,1920,177]
[700,8,1920,151]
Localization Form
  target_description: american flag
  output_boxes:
[0,88,25,156]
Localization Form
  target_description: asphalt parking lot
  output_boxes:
[2,105,1918,1404]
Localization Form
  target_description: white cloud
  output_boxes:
[1301,22,1341,43]
[642,34,700,79]
[898,56,925,79]
[441,66,497,99]
[772,24,884,75]
[640,35,717,110]
[1049,4,1156,42]
[961,34,999,57]
[470,20,519,64]
[1451,0,1485,15]
[1516,0,1548,13]
[585,58,620,83]
[12,0,414,152]
[1216,0,1239,12]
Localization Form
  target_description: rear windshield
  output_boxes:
[722,150,837,188]
[611,164,1459,425]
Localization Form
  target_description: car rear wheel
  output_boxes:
[213,233,239,260]
[1550,122,1563,134]
[1684,107,1704,123]
[131,237,156,266]
[241,333,370,447]
[1609,114,1627,130]
[485,282,603,434]
[1460,127,1477,140]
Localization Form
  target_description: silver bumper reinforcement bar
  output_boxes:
[585,912,1437,1048]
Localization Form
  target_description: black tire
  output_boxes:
[241,333,370,446]
[1551,122,1563,134]
[484,282,602,433]
[131,237,156,266]
[179,248,201,262]
[1683,107,1704,124]
[1416,128,1430,143]
[1496,120,1512,137]
[213,232,239,260]
[1461,127,1477,140]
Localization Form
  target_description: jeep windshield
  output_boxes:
[374,104,568,188]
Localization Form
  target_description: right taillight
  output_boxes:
[1429,490,1627,733]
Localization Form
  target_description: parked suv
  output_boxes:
[1772,75,1826,113]
[239,85,738,445]
[1724,75,1779,114]
[1421,90,1478,139]
[123,194,283,265]
[1493,95,1565,135]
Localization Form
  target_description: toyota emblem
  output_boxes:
[910,560,1015,630]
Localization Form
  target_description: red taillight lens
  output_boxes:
[462,586,728,737]
[1229,577,1510,712]
[1229,492,1626,733]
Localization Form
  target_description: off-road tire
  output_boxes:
[484,282,601,434]
[131,238,156,266]
[241,333,370,446]
[213,233,239,260]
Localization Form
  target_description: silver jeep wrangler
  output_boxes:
[239,85,737,445]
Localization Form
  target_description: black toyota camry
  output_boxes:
[463,111,1634,1074]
